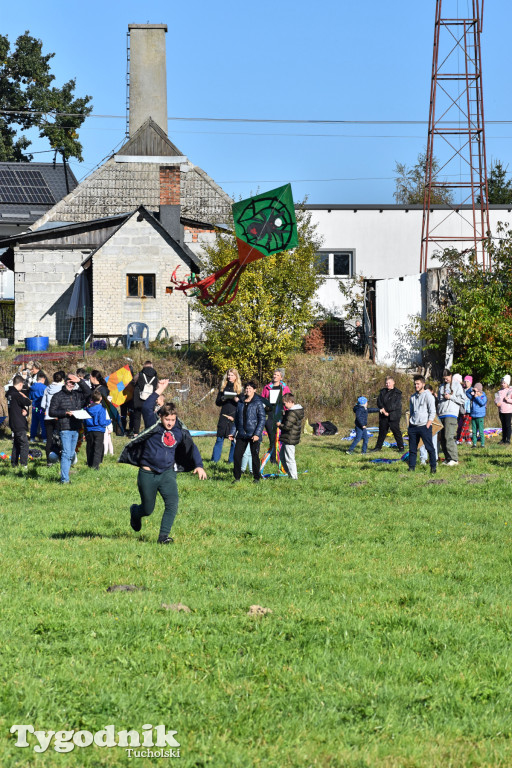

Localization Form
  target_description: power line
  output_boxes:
[1,108,512,125]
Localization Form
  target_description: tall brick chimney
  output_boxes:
[128,24,168,137]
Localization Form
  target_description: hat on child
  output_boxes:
[357,396,368,405]
[474,382,483,392]
[503,374,511,386]
[452,373,463,384]
[464,375,473,384]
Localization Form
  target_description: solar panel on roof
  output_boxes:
[0,168,55,205]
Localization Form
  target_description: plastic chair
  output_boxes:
[126,322,149,350]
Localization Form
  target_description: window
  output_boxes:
[126,274,156,298]
[316,250,354,278]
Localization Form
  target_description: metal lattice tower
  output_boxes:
[420,0,490,272]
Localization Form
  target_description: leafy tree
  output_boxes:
[194,206,324,380]
[485,160,512,204]
[394,151,454,205]
[419,227,512,383]
[0,31,92,161]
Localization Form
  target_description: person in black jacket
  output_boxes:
[49,373,92,484]
[211,368,242,463]
[119,379,207,544]
[373,377,404,451]
[7,374,32,470]
[131,361,159,437]
[230,381,266,483]
[277,392,304,479]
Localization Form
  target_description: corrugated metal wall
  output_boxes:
[375,274,425,368]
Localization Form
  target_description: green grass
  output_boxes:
[1,432,511,767]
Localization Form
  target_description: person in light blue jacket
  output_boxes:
[467,383,487,447]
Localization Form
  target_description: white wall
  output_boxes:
[310,205,512,315]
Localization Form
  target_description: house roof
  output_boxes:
[0,161,78,228]
[0,205,201,272]
[30,119,233,230]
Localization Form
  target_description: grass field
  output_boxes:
[1,430,511,767]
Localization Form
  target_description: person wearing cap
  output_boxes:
[467,383,487,447]
[495,375,512,445]
[346,396,379,455]
[49,373,92,484]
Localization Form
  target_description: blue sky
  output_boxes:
[3,0,511,204]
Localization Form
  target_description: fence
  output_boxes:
[0,300,14,343]
[304,317,370,357]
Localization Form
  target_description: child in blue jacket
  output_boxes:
[84,391,111,469]
[29,373,48,442]
[346,396,379,454]
[467,383,487,447]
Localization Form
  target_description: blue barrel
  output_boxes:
[25,336,49,352]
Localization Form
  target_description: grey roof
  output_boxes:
[0,161,78,226]
[0,206,201,272]
[31,119,233,230]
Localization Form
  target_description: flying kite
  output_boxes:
[169,183,298,306]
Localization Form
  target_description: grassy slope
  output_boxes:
[1,432,511,767]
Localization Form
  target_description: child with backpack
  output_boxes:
[346,396,379,455]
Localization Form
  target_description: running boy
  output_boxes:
[119,379,207,544]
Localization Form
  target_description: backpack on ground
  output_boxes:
[312,420,338,436]
[139,373,155,401]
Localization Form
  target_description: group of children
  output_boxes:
[5,362,113,472]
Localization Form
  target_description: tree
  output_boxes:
[0,32,92,162]
[418,228,512,383]
[485,160,512,204]
[194,206,324,380]
[393,151,454,205]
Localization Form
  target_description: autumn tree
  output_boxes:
[0,31,92,161]
[419,227,512,383]
[194,206,324,380]
[394,151,454,205]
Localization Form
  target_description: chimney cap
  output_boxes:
[128,23,168,31]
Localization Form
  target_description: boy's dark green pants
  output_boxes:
[134,467,179,538]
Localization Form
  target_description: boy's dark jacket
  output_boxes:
[376,387,402,416]
[353,403,379,429]
[118,421,203,472]
[119,393,202,472]
[7,386,32,432]
[279,405,304,445]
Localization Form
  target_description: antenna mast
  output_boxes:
[420,0,490,271]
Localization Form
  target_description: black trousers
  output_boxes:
[375,414,404,449]
[45,420,57,461]
[12,430,29,467]
[233,437,261,480]
[499,412,512,443]
[408,424,436,470]
[86,431,104,468]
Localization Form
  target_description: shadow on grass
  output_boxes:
[50,530,136,541]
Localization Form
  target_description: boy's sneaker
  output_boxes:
[130,504,141,532]
[345,450,353,455]
[430,467,437,474]
[445,460,459,467]
[157,535,174,545]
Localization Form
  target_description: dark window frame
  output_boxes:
[126,274,156,298]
